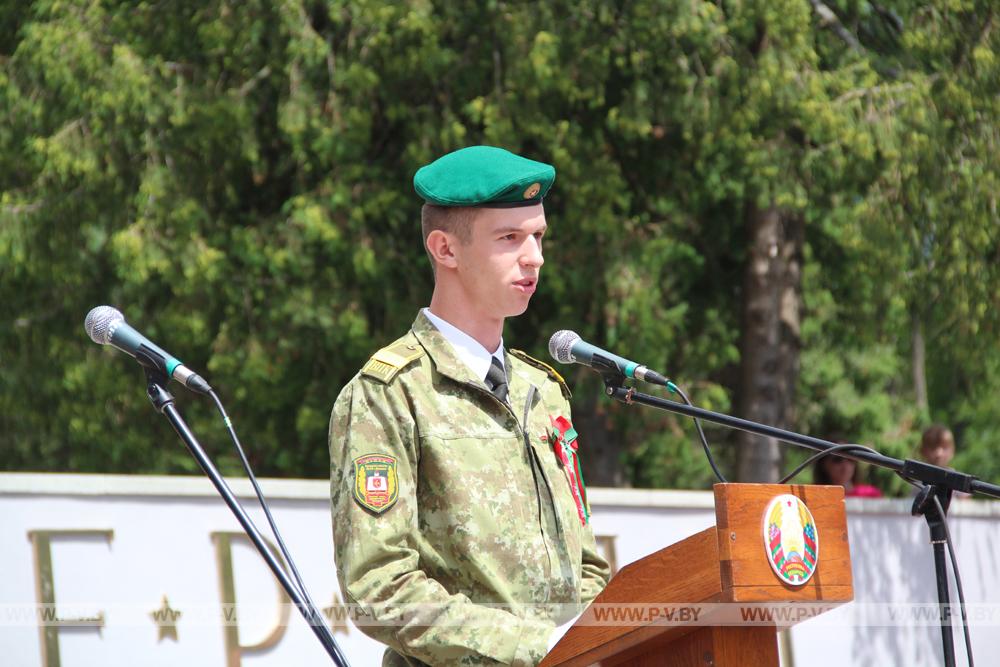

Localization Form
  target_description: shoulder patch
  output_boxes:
[509,348,572,400]
[361,339,425,384]
[353,453,399,514]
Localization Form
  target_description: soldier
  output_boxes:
[329,145,611,666]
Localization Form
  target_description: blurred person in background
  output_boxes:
[813,453,882,498]
[918,424,969,499]
[920,424,956,469]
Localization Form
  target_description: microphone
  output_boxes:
[85,306,212,395]
[548,330,670,386]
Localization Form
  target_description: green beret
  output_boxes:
[413,145,555,208]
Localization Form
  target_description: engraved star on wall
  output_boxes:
[150,595,181,642]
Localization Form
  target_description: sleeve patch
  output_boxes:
[353,454,399,514]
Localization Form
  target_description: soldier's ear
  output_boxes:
[426,229,459,270]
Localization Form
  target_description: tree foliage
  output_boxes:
[1,0,997,492]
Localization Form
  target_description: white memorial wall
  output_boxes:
[1,473,998,666]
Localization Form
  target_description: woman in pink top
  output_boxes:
[813,454,883,498]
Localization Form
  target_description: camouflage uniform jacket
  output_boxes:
[329,311,611,666]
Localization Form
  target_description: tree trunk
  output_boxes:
[577,390,629,487]
[911,312,929,417]
[736,205,803,482]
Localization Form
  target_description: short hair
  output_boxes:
[420,205,478,273]
[920,424,953,451]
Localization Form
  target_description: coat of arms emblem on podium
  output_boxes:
[763,494,819,585]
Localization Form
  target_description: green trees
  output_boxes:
[803,0,1000,491]
[2,1,997,491]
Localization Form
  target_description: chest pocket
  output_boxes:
[418,428,528,524]
[415,415,549,595]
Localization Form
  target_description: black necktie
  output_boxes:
[485,356,508,403]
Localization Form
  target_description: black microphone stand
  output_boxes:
[594,360,1000,667]
[142,367,350,666]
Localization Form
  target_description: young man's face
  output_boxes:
[453,204,547,320]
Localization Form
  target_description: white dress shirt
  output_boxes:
[421,308,505,382]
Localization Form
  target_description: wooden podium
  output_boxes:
[540,484,853,666]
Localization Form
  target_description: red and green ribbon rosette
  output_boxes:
[550,415,590,525]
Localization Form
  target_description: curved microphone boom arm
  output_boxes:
[598,375,999,499]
